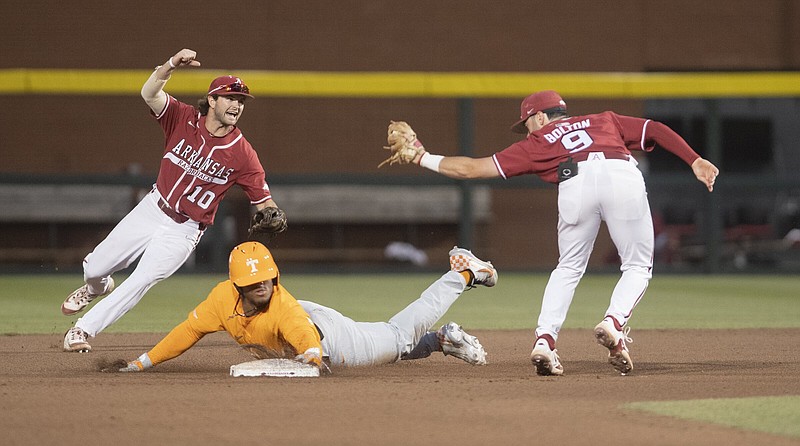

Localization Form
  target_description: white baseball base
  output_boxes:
[230,358,320,378]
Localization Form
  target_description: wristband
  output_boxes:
[419,153,444,173]
[137,352,153,369]
[167,58,177,69]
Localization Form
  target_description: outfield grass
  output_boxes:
[0,273,798,334]
[626,396,800,439]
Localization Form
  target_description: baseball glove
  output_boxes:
[378,121,426,168]
[248,207,288,243]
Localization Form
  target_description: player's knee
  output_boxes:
[553,264,586,279]
[134,271,170,285]
[621,263,652,279]
[82,258,108,282]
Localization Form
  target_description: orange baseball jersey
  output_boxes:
[145,280,321,366]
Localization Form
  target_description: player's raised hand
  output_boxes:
[167,49,201,69]
[691,158,719,192]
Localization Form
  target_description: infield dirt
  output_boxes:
[2,328,798,446]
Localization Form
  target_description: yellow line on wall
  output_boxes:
[1,69,799,98]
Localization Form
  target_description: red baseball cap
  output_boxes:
[207,75,254,99]
[510,90,566,133]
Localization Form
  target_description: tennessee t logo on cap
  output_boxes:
[246,258,259,273]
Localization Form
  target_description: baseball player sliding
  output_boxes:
[380,90,719,376]
[118,242,495,372]
[62,49,286,353]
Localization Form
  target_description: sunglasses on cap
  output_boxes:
[208,81,251,96]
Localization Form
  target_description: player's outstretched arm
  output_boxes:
[691,158,719,192]
[409,146,499,179]
[625,117,719,192]
[380,121,499,180]
[433,155,500,180]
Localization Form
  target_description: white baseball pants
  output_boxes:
[299,271,467,366]
[76,191,203,337]
[537,157,653,341]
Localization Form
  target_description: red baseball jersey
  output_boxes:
[493,111,699,184]
[152,95,271,225]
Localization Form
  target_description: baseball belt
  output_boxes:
[157,197,206,230]
[558,151,631,183]
[570,151,630,162]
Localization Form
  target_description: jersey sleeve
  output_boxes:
[613,112,700,166]
[144,320,203,366]
[275,289,322,356]
[237,144,272,205]
[492,141,536,179]
[153,96,195,145]
[145,286,227,366]
[153,94,178,123]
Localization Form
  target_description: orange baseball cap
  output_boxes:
[229,242,278,287]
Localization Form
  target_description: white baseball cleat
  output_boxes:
[449,247,498,288]
[530,336,564,376]
[437,322,487,365]
[61,277,115,315]
[594,317,634,375]
[63,327,92,353]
